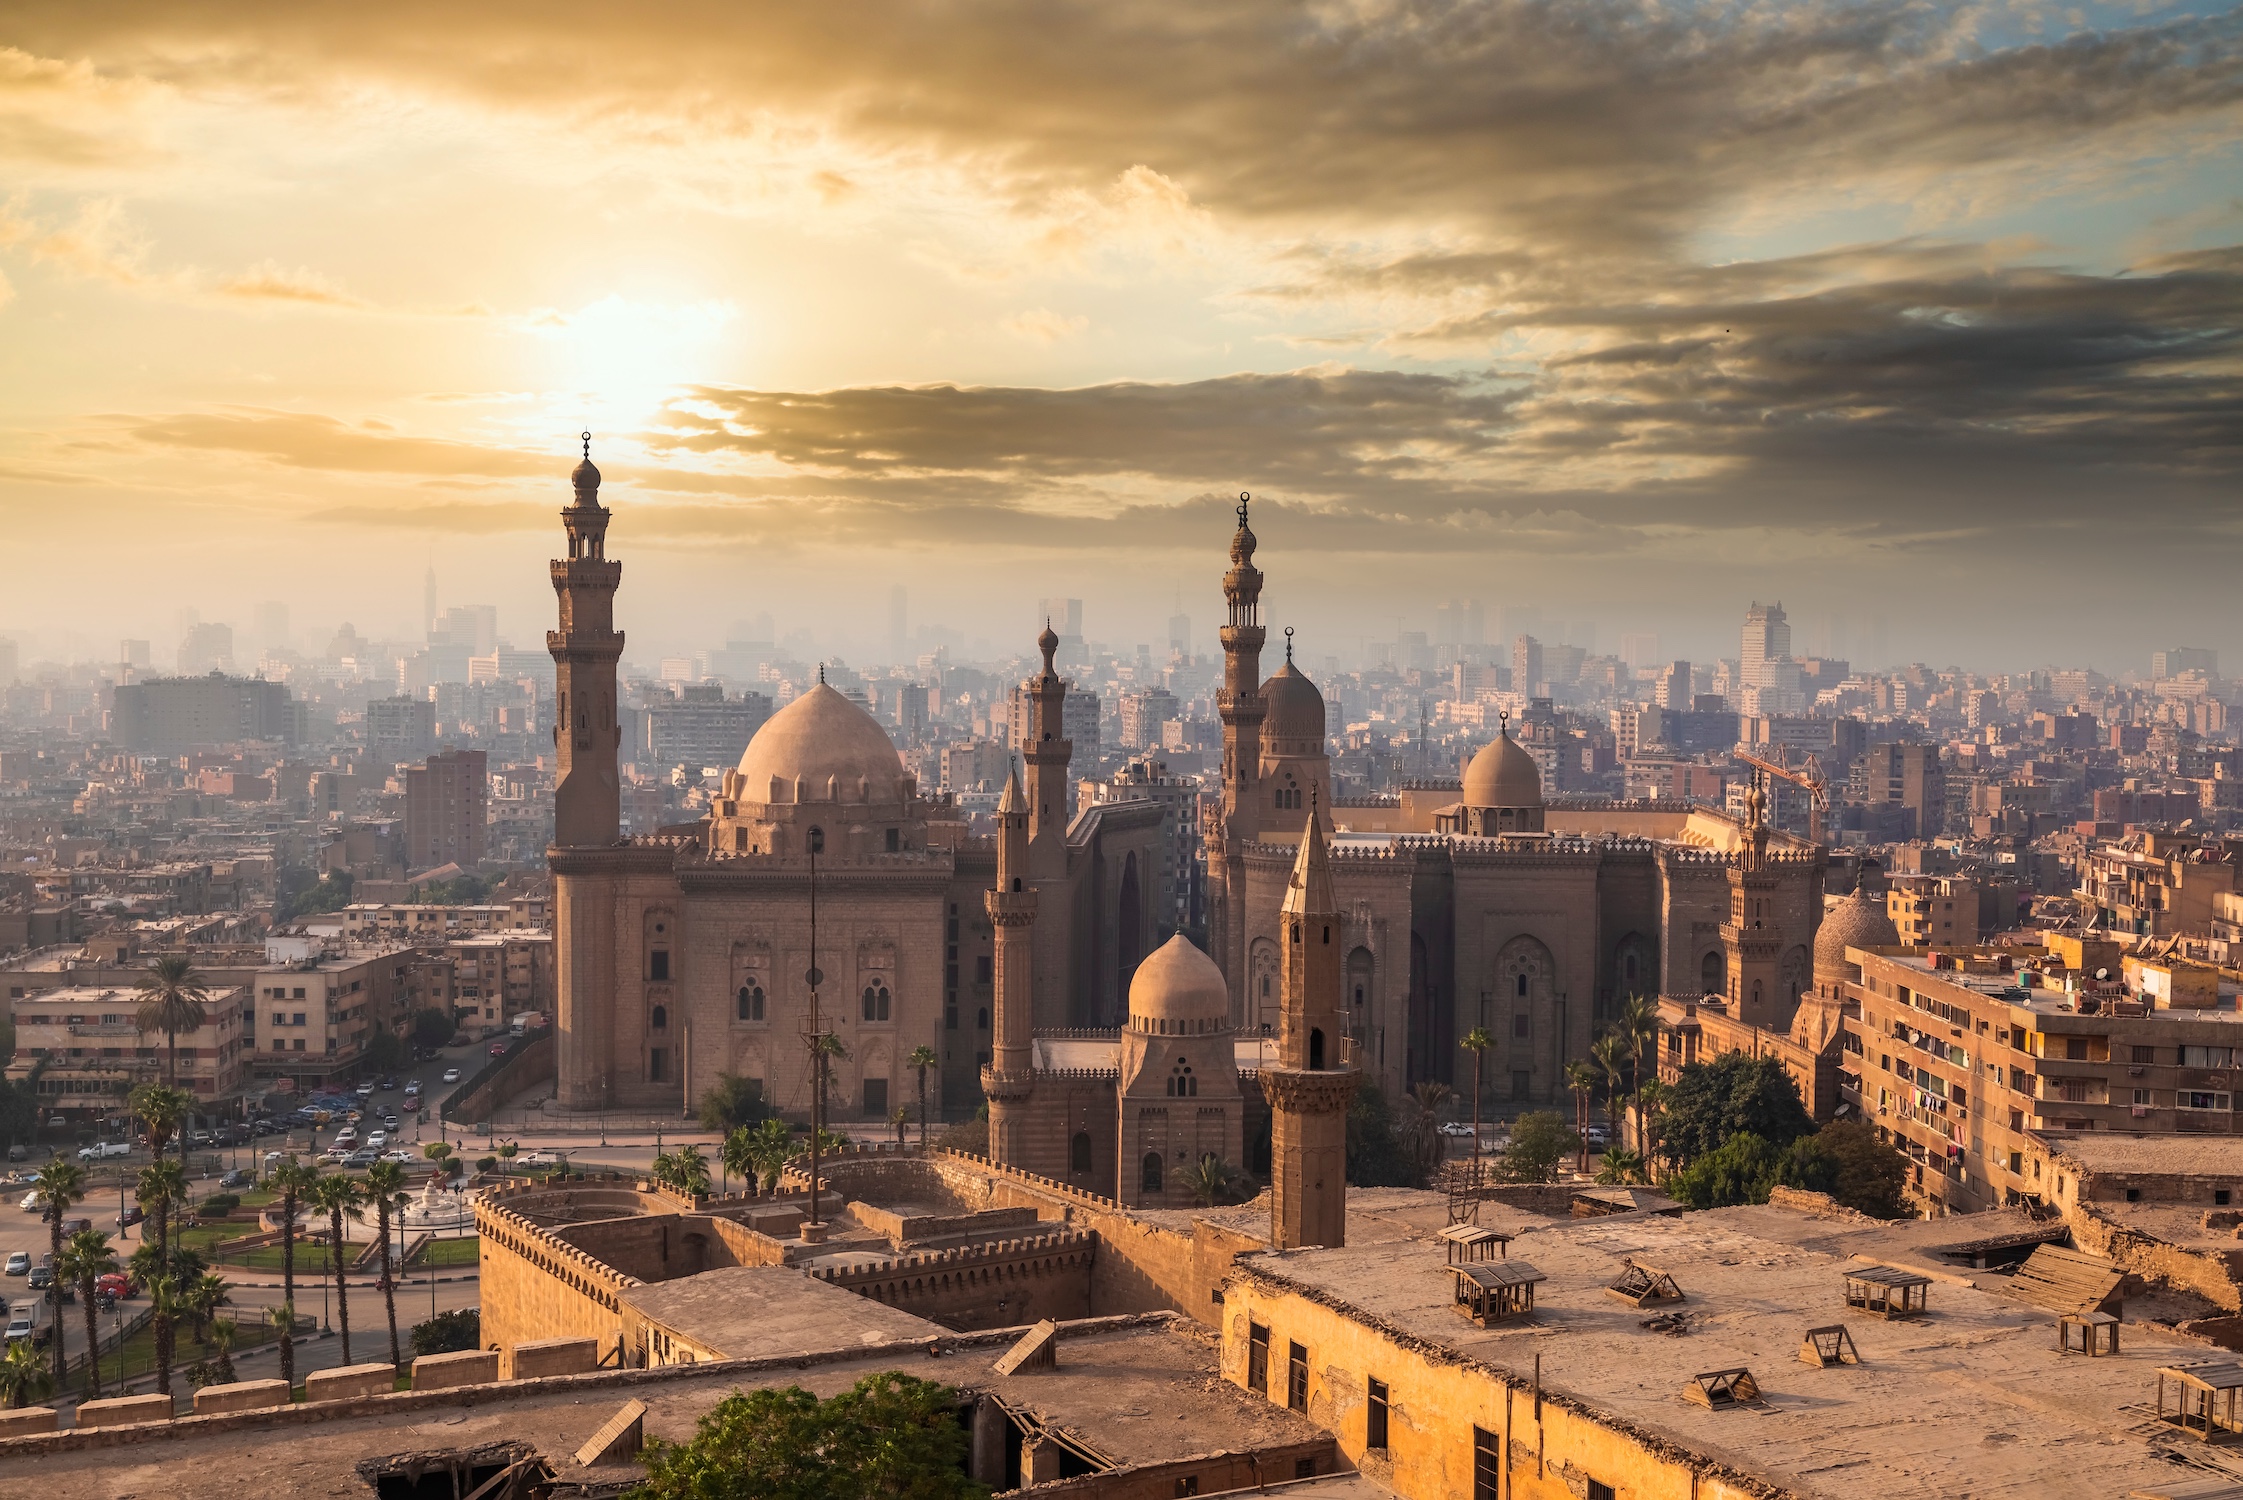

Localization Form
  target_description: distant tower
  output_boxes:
[548,434,623,848]
[983,761,1038,1166]
[1023,622,1072,879]
[1721,771,1784,1029]
[1265,806,1355,1249]
[1210,493,1267,1014]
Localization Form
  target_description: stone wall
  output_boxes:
[445,1030,556,1124]
[476,1195,643,1360]
[2068,1203,2243,1312]
[847,1201,1039,1248]
[810,1228,1097,1329]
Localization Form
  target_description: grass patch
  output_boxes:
[412,1236,480,1268]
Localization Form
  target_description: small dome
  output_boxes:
[1262,658,1327,746]
[1128,934,1229,1024]
[571,456,601,501]
[1462,725,1543,809]
[735,682,905,804]
[1815,890,1900,982]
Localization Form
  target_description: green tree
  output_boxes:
[1564,1058,1600,1174]
[721,1127,758,1198]
[365,1156,410,1372]
[267,1156,319,1390]
[411,1008,458,1050]
[1458,1028,1494,1158]
[185,1271,231,1346]
[32,1159,84,1394]
[310,1172,364,1362]
[1670,1131,1784,1209]
[1595,1148,1647,1185]
[1591,1029,1630,1149]
[364,1027,410,1073]
[1615,993,1662,1153]
[0,1337,53,1410]
[631,1371,983,1500]
[1344,1081,1416,1188]
[134,957,211,1088]
[276,869,353,922]
[1658,1052,1815,1168]
[740,1119,796,1196]
[58,1228,118,1398]
[1173,1154,1239,1207]
[202,1317,240,1387]
[1777,1122,1910,1219]
[129,1081,194,1166]
[411,1307,481,1357]
[671,1144,711,1198]
[144,1272,186,1398]
[909,1045,939,1149]
[1404,1080,1454,1184]
[1503,1111,1579,1184]
[698,1072,770,1134]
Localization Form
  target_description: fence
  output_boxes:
[440,1027,553,1125]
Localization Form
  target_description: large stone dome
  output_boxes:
[1814,889,1900,986]
[735,682,905,805]
[1262,658,1327,746]
[1462,725,1543,809]
[1127,934,1230,1027]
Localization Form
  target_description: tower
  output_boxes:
[1023,623,1072,880]
[1721,771,1784,1029]
[548,434,624,848]
[983,760,1038,1166]
[1264,806,1356,1249]
[1210,493,1266,1012]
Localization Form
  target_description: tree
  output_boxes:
[739,1118,796,1197]
[1670,1131,1783,1209]
[633,1371,982,1500]
[1778,1122,1910,1219]
[366,1159,410,1365]
[1458,1028,1494,1159]
[144,1273,186,1398]
[1173,1154,1239,1207]
[1564,1059,1600,1175]
[1615,993,1661,1153]
[0,1338,53,1410]
[908,1045,939,1149]
[720,1127,758,1200]
[1595,1148,1646,1185]
[1403,1080,1454,1184]
[185,1272,231,1346]
[268,1156,319,1390]
[1504,1111,1579,1183]
[423,1141,455,1177]
[137,1156,187,1271]
[364,1028,410,1073]
[1591,1029,1629,1149]
[411,1307,481,1357]
[1345,1081,1416,1188]
[32,1159,84,1394]
[129,1081,193,1166]
[1658,1052,1815,1168]
[135,957,211,1089]
[310,1172,364,1363]
[203,1317,240,1387]
[58,1228,118,1397]
[698,1072,770,1134]
[411,1008,457,1050]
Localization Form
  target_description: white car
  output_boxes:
[17,1191,39,1213]
[441,1068,461,1084]
[379,1150,414,1164]
[366,1132,387,1150]
[3,1312,30,1344]
[1438,1122,1478,1138]
[4,1253,27,1277]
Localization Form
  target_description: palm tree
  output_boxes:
[742,1118,794,1196]
[309,1172,363,1363]
[266,1303,296,1378]
[364,1159,408,1368]
[908,1045,939,1149]
[1564,1058,1600,1174]
[890,1106,909,1147]
[1595,1148,1647,1185]
[0,1338,53,1409]
[32,1160,83,1394]
[204,1317,239,1387]
[1616,993,1662,1153]
[134,956,211,1088]
[129,1081,193,1166]
[1407,1080,1454,1183]
[670,1144,710,1198]
[1458,1028,1495,1160]
[1634,1078,1669,1173]
[267,1156,318,1390]
[185,1272,231,1347]
[720,1126,758,1199]
[58,1228,118,1398]
[145,1273,186,1399]
[137,1156,187,1282]
[1172,1154,1237,1207]
[1591,1030,1629,1152]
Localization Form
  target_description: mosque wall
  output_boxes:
[1450,853,1603,1106]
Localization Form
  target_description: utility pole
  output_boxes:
[803,821,827,1239]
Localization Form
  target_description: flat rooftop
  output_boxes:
[1238,1192,2234,1499]
[1869,950,2243,1023]
[619,1265,945,1358]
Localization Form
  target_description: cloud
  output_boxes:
[1001,308,1089,343]
[217,258,365,308]
[109,408,556,478]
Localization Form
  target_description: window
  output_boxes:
[976,1007,989,1030]
[1286,1343,1308,1413]
[1588,1484,1616,1500]
[946,1005,958,1031]
[2186,1046,2235,1069]
[885,827,900,853]
[649,1048,665,1081]
[1515,973,1528,998]
[1174,1478,1199,1497]
[2182,1092,2232,1112]
[2133,1045,2160,1063]
[1512,1014,1530,1040]
[737,983,765,1022]
[2133,1088,2152,1106]
[1472,1427,1500,1500]
[1168,1061,1197,1097]
[862,1078,889,1117]
[2127,1187,2142,1202]
[2064,1036,2088,1061]
[1071,1131,1092,1174]
[1365,1377,1389,1451]
[1142,1152,1164,1194]
[649,950,670,982]
[862,983,892,1023]
[2008,1151,2022,1175]
[293,1012,306,1026]
[976,956,992,984]
[1247,1323,1269,1395]
[650,1005,667,1031]
[2218,1190,2232,1207]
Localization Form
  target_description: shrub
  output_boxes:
[475,1156,498,1173]
[198,1193,241,1216]
[635,1372,978,1500]
[1502,1111,1580,1185]
[410,1307,481,1357]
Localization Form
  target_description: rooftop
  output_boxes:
[1235,1192,2234,1499]
[619,1264,945,1358]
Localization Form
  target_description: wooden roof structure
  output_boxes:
[1605,1260,1685,1309]
[1439,1223,1511,1264]
[2010,1244,2126,1315]
[1683,1368,1762,1409]
[1843,1264,1931,1319]
[2156,1362,2243,1444]
[1799,1325,1861,1368]
[1450,1261,1544,1327]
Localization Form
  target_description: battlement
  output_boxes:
[934,1148,1128,1213]
[1035,1067,1121,1082]
[804,1227,1095,1286]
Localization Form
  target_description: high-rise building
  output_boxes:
[1119,687,1180,749]
[1620,633,1660,669]
[1740,602,1791,693]
[1511,634,1542,696]
[1854,741,1946,840]
[177,621,235,676]
[646,690,773,772]
[1654,660,1692,710]
[112,674,295,753]
[2153,647,2217,679]
[1167,608,1191,659]
[406,748,489,870]
[366,695,437,764]
[254,601,290,654]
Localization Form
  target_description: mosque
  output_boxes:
[546,451,1828,1211]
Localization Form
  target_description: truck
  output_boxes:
[76,1141,131,1162]
[509,1011,548,1037]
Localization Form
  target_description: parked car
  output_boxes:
[77,1141,131,1162]
[4,1253,27,1277]
[187,1131,215,1148]
[355,1083,376,1099]
[441,1069,461,1084]
[366,1132,388,1150]
[1438,1121,1477,1137]
[379,1077,400,1091]
[219,1168,253,1189]
[379,1150,414,1164]
[94,1272,136,1300]
[343,1149,378,1167]
[401,1096,420,1112]
[4,1312,30,1344]
[17,1191,39,1213]
[117,1205,143,1228]
[333,1127,358,1146]
[26,1266,52,1291]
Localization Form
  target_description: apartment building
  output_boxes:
[2075,829,2237,938]
[339,900,545,940]
[1845,944,2243,1216]
[7,982,253,1113]
[404,747,488,870]
[1886,873,1980,948]
[441,931,554,1036]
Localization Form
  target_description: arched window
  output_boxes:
[1516,972,1528,998]
[650,1005,668,1031]
[1169,1059,1196,1097]
[1141,1152,1164,1195]
[1624,952,1638,983]
[975,1007,989,1030]
[1701,950,1726,996]
[862,983,891,1022]
[1309,1028,1325,1071]
[736,983,765,1022]
[1010,877,1023,892]
[1070,1131,1092,1174]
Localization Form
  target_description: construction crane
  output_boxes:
[1734,749,1830,844]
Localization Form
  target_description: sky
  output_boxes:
[1,1,2240,673]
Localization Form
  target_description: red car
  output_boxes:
[400,1095,420,1111]
[488,1042,509,1057]
[95,1272,137,1300]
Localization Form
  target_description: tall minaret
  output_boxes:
[1264,804,1356,1249]
[1023,622,1072,880]
[982,760,1038,1166]
[548,433,623,848]
[1212,494,1266,1014]
[1721,770,1785,1029]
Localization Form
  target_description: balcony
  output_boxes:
[2030,1056,2112,1079]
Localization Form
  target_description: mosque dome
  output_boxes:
[1262,657,1327,747]
[735,681,905,804]
[1127,934,1230,1027]
[571,455,601,498]
[1461,724,1543,809]
[1814,889,1900,984]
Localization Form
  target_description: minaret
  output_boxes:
[1023,622,1071,880]
[548,433,623,848]
[982,759,1038,1166]
[1212,493,1266,1013]
[1264,803,1356,1249]
[1721,771,1784,1028]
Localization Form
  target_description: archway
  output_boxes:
[1140,1152,1163,1195]
[1700,949,1726,997]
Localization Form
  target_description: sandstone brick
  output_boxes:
[412,1348,501,1389]
[74,1393,173,1428]
[303,1362,395,1402]
[191,1378,291,1415]
[0,1407,57,1436]
[507,1336,598,1379]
